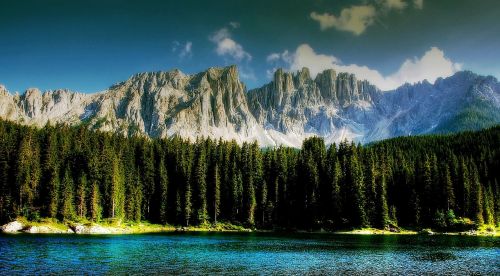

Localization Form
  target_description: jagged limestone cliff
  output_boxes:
[0,66,499,147]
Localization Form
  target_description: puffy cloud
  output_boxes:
[413,0,424,9]
[311,0,424,35]
[310,5,377,35]
[209,28,252,61]
[266,50,291,63]
[266,53,281,63]
[267,44,461,90]
[388,47,462,87]
[380,0,407,10]
[172,41,193,59]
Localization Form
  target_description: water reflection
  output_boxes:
[0,233,498,274]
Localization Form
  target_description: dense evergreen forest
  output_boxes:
[0,119,499,230]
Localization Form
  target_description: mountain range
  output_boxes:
[1,65,499,147]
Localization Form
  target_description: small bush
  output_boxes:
[433,210,447,230]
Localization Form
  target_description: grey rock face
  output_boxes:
[0,67,499,147]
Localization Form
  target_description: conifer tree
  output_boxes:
[459,158,471,217]
[47,167,60,218]
[76,173,87,219]
[158,158,169,224]
[421,155,433,224]
[89,181,101,222]
[443,164,455,211]
[110,155,125,219]
[375,166,389,229]
[469,163,484,225]
[482,183,494,225]
[184,180,192,226]
[212,163,221,224]
[364,150,377,226]
[331,159,342,226]
[140,143,155,220]
[60,166,75,221]
[41,131,60,218]
[347,150,367,227]
[16,133,41,217]
[0,146,12,222]
[194,146,208,224]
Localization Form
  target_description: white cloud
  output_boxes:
[229,22,240,29]
[172,41,193,59]
[267,44,461,90]
[388,47,462,87]
[266,50,291,63]
[266,53,281,63]
[310,5,377,35]
[180,42,192,58]
[311,0,425,35]
[413,0,424,9]
[380,0,407,10]
[209,28,252,61]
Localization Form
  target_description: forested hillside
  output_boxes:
[0,119,498,230]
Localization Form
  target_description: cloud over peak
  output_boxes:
[266,44,461,90]
[209,27,251,62]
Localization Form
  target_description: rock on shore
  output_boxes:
[0,221,23,233]
[72,224,119,234]
[23,225,73,234]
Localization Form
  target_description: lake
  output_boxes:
[0,232,498,274]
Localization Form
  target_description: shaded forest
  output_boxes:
[0,119,498,230]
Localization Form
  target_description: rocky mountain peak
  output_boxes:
[0,85,8,96]
[315,69,337,102]
[0,67,498,147]
[295,67,311,86]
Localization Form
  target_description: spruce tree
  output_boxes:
[76,173,87,219]
[375,167,389,229]
[483,183,494,225]
[16,133,41,217]
[60,166,75,221]
[194,146,208,224]
[347,150,367,227]
[89,181,101,222]
[0,146,12,222]
[469,163,484,225]
[421,155,433,224]
[158,159,169,224]
[212,163,221,224]
[443,164,455,211]
[110,154,125,219]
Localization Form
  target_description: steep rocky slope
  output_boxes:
[0,66,499,147]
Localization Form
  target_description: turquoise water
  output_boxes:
[0,233,498,274]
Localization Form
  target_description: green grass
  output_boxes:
[7,217,499,236]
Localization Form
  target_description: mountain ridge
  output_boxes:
[0,66,499,147]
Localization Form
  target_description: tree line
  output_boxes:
[0,119,498,230]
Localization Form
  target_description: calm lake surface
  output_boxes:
[0,232,498,275]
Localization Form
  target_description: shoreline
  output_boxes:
[1,220,498,237]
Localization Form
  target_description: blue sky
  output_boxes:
[1,0,499,93]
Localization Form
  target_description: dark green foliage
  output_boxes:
[0,119,498,230]
[212,163,221,224]
[434,100,500,134]
[60,166,75,221]
[89,181,101,222]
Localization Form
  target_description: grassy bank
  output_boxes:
[2,217,498,236]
